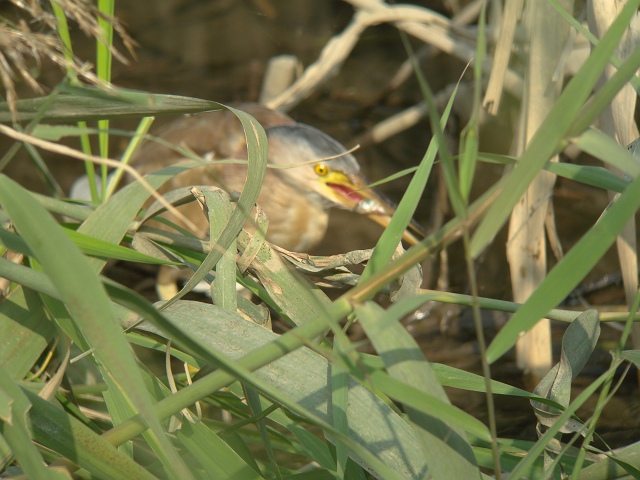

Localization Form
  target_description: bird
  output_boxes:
[129,103,423,296]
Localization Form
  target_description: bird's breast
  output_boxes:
[256,189,329,252]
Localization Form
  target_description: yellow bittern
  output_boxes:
[131,103,422,251]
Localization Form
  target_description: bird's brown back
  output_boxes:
[129,104,330,250]
[131,104,295,173]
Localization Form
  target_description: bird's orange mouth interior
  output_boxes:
[327,183,366,204]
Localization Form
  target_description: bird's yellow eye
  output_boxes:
[314,164,329,176]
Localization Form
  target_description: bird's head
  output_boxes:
[266,124,424,245]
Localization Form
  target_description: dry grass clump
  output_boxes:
[0,0,134,120]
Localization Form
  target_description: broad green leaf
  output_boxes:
[235,230,332,325]
[621,350,640,368]
[0,286,55,380]
[158,106,268,309]
[531,310,600,434]
[135,200,332,324]
[356,301,480,479]
[577,440,640,479]
[533,310,600,408]
[80,160,212,273]
[368,369,491,441]
[67,102,268,300]
[508,371,612,480]
[128,300,426,479]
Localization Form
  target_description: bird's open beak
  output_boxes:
[320,171,425,245]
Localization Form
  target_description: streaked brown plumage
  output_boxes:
[131,103,421,252]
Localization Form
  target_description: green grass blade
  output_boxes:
[0,175,192,478]
[458,3,486,202]
[486,160,640,363]
[547,0,640,93]
[269,410,336,471]
[175,420,263,480]
[574,128,640,176]
[22,388,158,480]
[244,386,282,480]
[477,152,630,192]
[32,124,100,140]
[360,87,456,282]
[150,106,269,309]
[96,0,115,196]
[1,221,174,265]
[96,0,115,85]
[50,3,76,82]
[50,1,98,199]
[64,228,177,264]
[0,256,63,301]
[79,158,237,277]
[331,343,350,479]
[205,189,237,310]
[398,28,465,218]
[105,116,155,200]
[0,85,224,123]
[569,45,640,137]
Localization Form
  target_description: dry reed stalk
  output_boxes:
[506,0,575,382]
[483,0,524,114]
[267,2,523,112]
